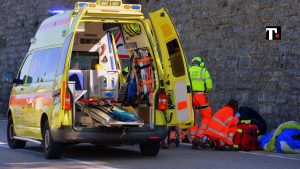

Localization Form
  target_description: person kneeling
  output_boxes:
[204,99,241,150]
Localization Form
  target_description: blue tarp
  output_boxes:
[276,129,300,153]
[259,121,300,154]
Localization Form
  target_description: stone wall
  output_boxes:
[0,0,94,117]
[0,0,299,129]
[139,0,300,129]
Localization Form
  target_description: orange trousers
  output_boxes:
[190,92,212,139]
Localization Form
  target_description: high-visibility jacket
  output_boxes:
[205,106,239,145]
[189,66,212,92]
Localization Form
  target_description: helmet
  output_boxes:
[191,55,205,67]
[122,23,141,36]
[123,66,129,73]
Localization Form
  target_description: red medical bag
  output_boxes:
[233,123,260,151]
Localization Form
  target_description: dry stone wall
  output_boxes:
[0,0,299,129]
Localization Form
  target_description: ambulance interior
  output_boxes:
[68,21,156,128]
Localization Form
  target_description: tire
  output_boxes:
[7,117,26,149]
[42,120,63,159]
[139,141,160,156]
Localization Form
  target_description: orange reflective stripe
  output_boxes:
[197,130,205,135]
[200,123,208,129]
[139,79,155,86]
[207,127,228,139]
[224,116,233,124]
[212,117,227,127]
[227,132,235,142]
[177,101,187,110]
[135,57,152,63]
[190,130,197,135]
[62,81,66,107]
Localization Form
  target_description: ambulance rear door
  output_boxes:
[149,8,194,128]
[54,6,88,126]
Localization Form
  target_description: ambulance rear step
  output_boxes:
[76,102,144,128]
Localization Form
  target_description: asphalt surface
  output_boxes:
[0,119,299,169]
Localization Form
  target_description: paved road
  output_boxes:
[0,119,299,169]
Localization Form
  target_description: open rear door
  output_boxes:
[55,6,88,126]
[149,8,194,128]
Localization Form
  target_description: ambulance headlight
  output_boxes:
[111,1,121,6]
[100,0,110,6]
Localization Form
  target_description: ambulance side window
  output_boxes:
[40,48,61,82]
[166,39,185,77]
[28,50,48,83]
[27,48,61,83]
[18,54,33,84]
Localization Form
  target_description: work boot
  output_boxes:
[191,137,200,150]
[192,141,198,150]
[192,137,203,149]
[223,145,235,151]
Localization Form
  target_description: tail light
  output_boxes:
[158,92,168,110]
[64,90,71,110]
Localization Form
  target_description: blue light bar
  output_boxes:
[78,2,88,7]
[48,9,65,15]
[48,6,68,15]
[131,5,141,10]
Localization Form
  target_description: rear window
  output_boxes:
[27,48,61,83]
[70,52,99,70]
[166,39,185,77]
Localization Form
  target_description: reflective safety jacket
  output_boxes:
[189,66,212,92]
[205,106,239,145]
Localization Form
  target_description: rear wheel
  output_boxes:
[7,117,26,149]
[139,141,160,156]
[42,120,63,159]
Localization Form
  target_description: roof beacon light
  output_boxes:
[48,6,67,15]
[100,0,110,6]
[111,1,121,6]
[131,5,141,10]
[78,2,88,7]
[48,9,65,15]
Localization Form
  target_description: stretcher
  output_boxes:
[75,101,144,127]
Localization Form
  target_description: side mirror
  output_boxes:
[13,78,24,85]
[2,72,15,83]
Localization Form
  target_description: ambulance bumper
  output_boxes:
[51,125,167,145]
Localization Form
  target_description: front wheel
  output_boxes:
[42,120,63,159]
[139,141,160,156]
[7,117,26,149]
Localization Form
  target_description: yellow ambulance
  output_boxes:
[7,0,194,159]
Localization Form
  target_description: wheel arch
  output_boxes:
[7,109,12,119]
[40,113,48,134]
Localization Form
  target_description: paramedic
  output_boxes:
[205,99,240,150]
[122,66,129,84]
[188,55,213,149]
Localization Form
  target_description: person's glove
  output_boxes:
[235,112,241,118]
